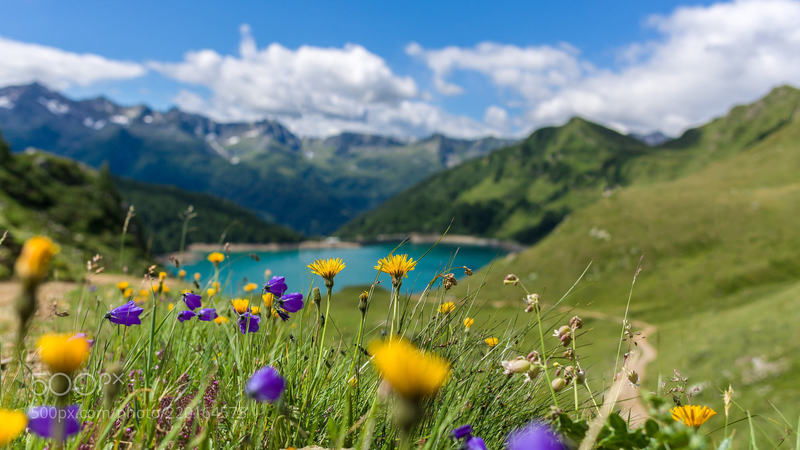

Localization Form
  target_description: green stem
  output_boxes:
[389,282,400,337]
[315,284,333,372]
[535,304,559,408]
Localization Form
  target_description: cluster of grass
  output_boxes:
[0,134,147,280]
[1,241,788,449]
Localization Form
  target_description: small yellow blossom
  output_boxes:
[463,317,475,329]
[162,285,171,294]
[0,409,27,446]
[438,302,455,314]
[167,303,174,311]
[374,254,417,283]
[369,338,450,399]
[262,293,275,308]
[671,405,717,428]
[212,281,221,291]
[139,289,149,297]
[207,252,225,265]
[231,298,249,314]
[484,337,499,347]
[207,288,217,297]
[244,282,258,292]
[37,333,90,374]
[194,272,201,281]
[214,316,229,325]
[307,257,346,284]
[123,288,133,298]
[116,281,130,292]
[250,306,261,315]
[158,271,167,281]
[15,236,60,283]
[178,269,187,279]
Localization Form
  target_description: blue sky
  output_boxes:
[2,0,799,138]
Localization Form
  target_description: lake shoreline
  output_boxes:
[163,234,524,265]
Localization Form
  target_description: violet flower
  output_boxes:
[245,366,285,402]
[182,292,202,310]
[178,310,196,322]
[278,292,304,313]
[198,308,218,321]
[105,301,144,326]
[452,424,487,450]
[264,276,287,297]
[27,405,81,440]
[452,425,473,440]
[238,313,260,334]
[507,421,565,450]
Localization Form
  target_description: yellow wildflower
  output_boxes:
[116,281,130,292]
[484,337,499,347]
[374,254,417,284]
[207,288,217,297]
[194,272,201,281]
[307,257,346,284]
[167,303,174,311]
[214,316,229,325]
[671,405,717,428]
[438,302,455,314]
[463,317,475,329]
[123,288,133,298]
[139,289,149,297]
[212,281,221,291]
[158,271,167,281]
[162,285,171,294]
[207,252,225,264]
[15,236,60,283]
[250,306,261,315]
[262,293,275,308]
[37,333,90,374]
[0,409,27,446]
[244,282,258,292]
[231,298,249,314]
[369,338,450,399]
[178,269,187,279]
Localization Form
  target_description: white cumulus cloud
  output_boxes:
[0,36,145,90]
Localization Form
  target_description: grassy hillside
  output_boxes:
[337,118,650,242]
[446,88,800,443]
[0,131,147,279]
[116,178,304,254]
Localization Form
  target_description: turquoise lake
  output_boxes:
[177,243,506,294]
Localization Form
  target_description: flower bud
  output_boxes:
[560,333,572,347]
[562,349,575,360]
[575,369,586,384]
[501,357,531,375]
[554,325,570,338]
[551,377,566,392]
[442,273,457,290]
[358,291,368,313]
[312,287,321,306]
[503,274,519,286]
[570,315,583,330]
[526,351,540,363]
[463,267,473,276]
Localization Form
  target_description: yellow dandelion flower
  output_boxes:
[262,293,275,308]
[243,282,258,292]
[212,281,221,290]
[37,333,90,374]
[162,285,171,294]
[484,337,499,347]
[250,306,261,315]
[671,405,717,428]
[194,272,201,281]
[167,303,174,311]
[463,317,475,329]
[374,254,417,283]
[214,316,229,325]
[123,288,133,298]
[207,252,225,264]
[139,289,149,297]
[178,269,187,279]
[0,409,27,446]
[15,236,60,283]
[307,257,346,284]
[438,302,455,314]
[231,298,249,314]
[158,271,167,281]
[369,338,450,399]
[116,281,130,292]
[207,288,217,297]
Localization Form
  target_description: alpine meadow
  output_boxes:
[1,1,800,449]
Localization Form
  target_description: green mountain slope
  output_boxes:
[450,88,800,442]
[0,132,147,279]
[337,118,650,242]
[115,178,303,254]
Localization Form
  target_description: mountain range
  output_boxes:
[0,83,513,235]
